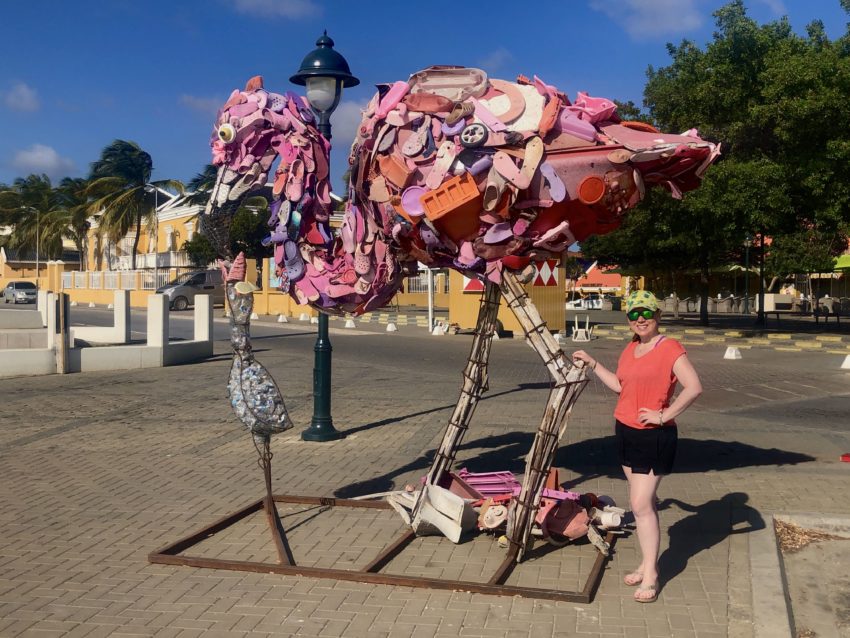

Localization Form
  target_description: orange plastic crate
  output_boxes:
[421,172,482,242]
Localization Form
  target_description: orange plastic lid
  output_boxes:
[621,120,661,133]
[578,176,606,205]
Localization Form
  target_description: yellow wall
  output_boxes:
[86,209,199,270]
[448,263,566,334]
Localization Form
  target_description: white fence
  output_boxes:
[61,269,192,291]
[406,269,449,294]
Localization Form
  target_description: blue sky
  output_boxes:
[1,0,847,195]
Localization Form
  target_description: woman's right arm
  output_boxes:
[572,350,621,393]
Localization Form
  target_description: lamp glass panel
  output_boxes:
[306,76,338,112]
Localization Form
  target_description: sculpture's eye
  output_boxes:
[217,123,236,144]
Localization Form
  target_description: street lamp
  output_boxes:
[291,32,359,442]
[145,184,159,288]
[743,234,751,315]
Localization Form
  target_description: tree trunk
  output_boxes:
[671,269,680,319]
[131,213,142,270]
[699,271,709,326]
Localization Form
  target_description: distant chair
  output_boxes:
[571,314,593,342]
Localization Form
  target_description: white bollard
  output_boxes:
[107,303,114,309]
[277,314,288,323]
[299,312,310,321]
[250,312,259,320]
[344,319,356,329]
[724,346,743,360]
[841,355,850,370]
[492,330,500,340]
[70,300,78,306]
[386,322,398,332]
[88,301,96,308]
[431,324,444,336]
[310,316,319,324]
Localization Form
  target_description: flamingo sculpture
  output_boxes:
[205,66,719,560]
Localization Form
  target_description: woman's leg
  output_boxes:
[624,466,663,596]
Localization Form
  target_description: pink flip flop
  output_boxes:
[286,159,304,202]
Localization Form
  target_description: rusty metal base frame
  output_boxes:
[148,494,616,603]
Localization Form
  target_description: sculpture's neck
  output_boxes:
[226,284,254,360]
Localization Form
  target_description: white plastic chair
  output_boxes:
[572,314,592,342]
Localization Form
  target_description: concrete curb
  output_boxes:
[749,514,794,637]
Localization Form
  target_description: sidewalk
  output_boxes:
[0,326,848,637]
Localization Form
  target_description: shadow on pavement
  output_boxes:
[334,427,813,498]
[657,493,765,586]
[557,436,814,486]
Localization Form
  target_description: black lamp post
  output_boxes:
[743,234,751,315]
[290,32,359,442]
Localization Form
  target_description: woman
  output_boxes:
[573,290,702,603]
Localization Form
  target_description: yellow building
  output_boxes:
[85,187,199,278]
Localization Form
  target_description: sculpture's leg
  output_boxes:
[412,282,502,525]
[257,437,294,565]
[499,270,589,562]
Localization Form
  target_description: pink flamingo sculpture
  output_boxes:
[205,67,718,560]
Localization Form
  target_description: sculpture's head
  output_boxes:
[203,75,331,259]
[219,252,255,328]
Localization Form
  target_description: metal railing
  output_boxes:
[406,269,449,294]
[60,268,196,292]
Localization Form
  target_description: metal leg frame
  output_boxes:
[412,282,502,527]
[148,274,614,602]
[500,271,589,562]
[149,493,614,603]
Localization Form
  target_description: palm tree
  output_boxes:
[87,140,183,270]
[184,163,218,207]
[0,174,66,261]
[46,177,92,270]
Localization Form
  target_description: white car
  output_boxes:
[2,281,37,304]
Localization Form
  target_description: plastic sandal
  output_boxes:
[623,571,643,586]
[634,584,657,603]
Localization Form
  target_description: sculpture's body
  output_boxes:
[207,67,718,559]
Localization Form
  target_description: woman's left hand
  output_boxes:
[638,407,664,426]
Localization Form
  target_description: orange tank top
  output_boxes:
[614,337,686,429]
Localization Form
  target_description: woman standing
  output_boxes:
[573,290,702,603]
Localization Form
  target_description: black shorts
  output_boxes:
[615,420,678,475]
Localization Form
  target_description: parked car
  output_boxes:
[156,270,224,310]
[2,281,37,304]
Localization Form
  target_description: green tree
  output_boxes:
[0,174,66,260]
[585,1,850,324]
[87,140,183,270]
[182,233,217,268]
[47,177,92,269]
[184,164,218,207]
[229,197,271,288]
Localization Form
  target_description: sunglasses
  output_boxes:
[627,309,656,321]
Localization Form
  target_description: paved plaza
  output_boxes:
[1,317,849,637]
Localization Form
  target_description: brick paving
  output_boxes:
[1,324,849,637]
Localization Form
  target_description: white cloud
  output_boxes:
[753,0,786,15]
[3,82,40,112]
[329,99,366,148]
[179,93,224,116]
[11,144,75,178]
[231,0,320,19]
[477,47,514,71]
[589,0,703,40]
